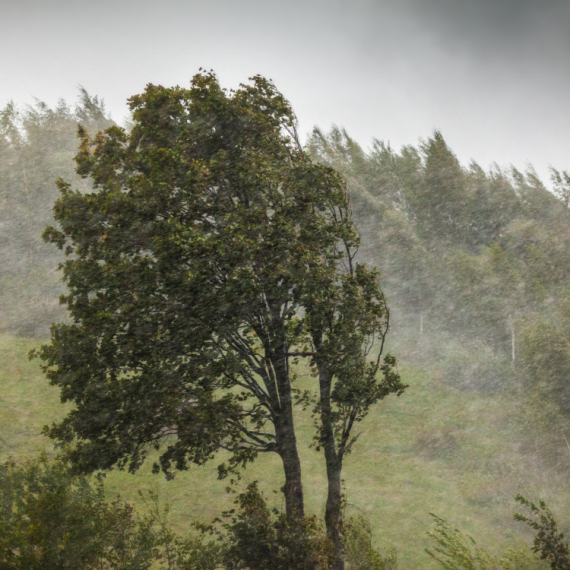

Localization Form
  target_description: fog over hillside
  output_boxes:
[1,0,569,180]
[1,2,570,569]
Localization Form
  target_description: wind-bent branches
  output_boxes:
[296,185,407,570]
[35,72,402,570]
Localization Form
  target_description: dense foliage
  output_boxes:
[33,73,403,569]
[0,454,160,569]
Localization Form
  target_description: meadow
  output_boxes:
[2,333,568,569]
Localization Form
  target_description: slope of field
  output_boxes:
[1,333,568,568]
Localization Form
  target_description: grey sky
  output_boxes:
[2,0,569,182]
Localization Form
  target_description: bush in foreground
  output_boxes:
[0,454,221,570]
[0,454,158,569]
[9,454,564,569]
[515,495,570,570]
[219,482,333,569]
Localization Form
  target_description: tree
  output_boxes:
[36,71,402,569]
[515,495,570,570]
[304,270,405,569]
[413,131,471,250]
[551,168,570,210]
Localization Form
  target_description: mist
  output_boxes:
[1,1,570,568]
[2,0,570,179]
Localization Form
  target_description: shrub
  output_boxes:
[0,454,225,570]
[220,482,333,570]
[426,514,547,570]
[514,495,570,570]
[0,454,158,569]
[344,514,397,570]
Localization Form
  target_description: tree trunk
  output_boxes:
[324,454,344,570]
[318,364,345,570]
[272,339,305,518]
[277,426,305,518]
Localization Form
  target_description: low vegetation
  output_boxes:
[2,334,570,568]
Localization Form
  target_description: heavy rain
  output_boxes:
[1,1,570,568]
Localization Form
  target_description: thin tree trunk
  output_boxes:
[318,364,345,570]
[324,454,344,570]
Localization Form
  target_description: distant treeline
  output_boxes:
[2,95,570,412]
[307,127,570,409]
[0,92,113,336]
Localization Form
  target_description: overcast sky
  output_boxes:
[2,0,569,182]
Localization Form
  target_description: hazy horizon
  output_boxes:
[2,0,569,182]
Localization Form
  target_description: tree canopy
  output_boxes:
[36,72,403,569]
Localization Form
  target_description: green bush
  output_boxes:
[514,495,570,570]
[344,514,397,570]
[220,482,333,570]
[426,514,547,570]
[0,454,223,570]
[0,454,158,569]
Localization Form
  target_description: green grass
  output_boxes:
[1,333,569,568]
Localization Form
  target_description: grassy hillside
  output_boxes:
[2,91,570,570]
[2,333,568,568]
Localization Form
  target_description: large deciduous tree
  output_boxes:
[36,71,403,569]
